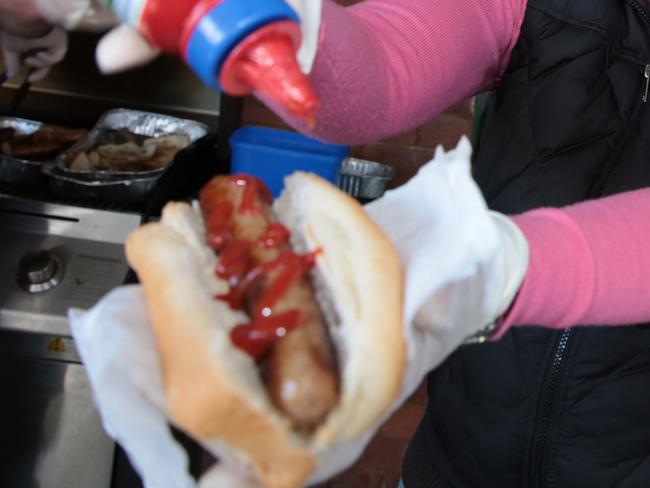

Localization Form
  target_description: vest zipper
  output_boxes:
[528,329,572,487]
[529,5,650,486]
[628,0,650,104]
[628,0,650,30]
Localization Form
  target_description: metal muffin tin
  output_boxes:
[0,117,49,185]
[55,108,209,178]
[337,157,395,200]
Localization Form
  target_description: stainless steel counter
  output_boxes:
[0,332,115,488]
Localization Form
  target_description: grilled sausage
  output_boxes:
[199,176,340,430]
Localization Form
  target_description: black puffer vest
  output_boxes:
[402,1,650,487]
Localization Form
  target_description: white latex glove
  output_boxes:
[94,0,321,75]
[1,26,68,81]
[366,138,530,383]
[312,139,530,485]
[32,0,141,74]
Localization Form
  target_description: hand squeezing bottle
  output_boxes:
[110,0,318,121]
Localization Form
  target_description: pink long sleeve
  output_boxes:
[280,0,526,144]
[499,189,650,333]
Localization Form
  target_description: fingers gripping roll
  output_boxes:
[126,172,405,488]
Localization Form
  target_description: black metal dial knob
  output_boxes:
[16,250,65,293]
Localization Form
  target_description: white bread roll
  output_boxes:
[125,172,405,488]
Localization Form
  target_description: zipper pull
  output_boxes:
[643,64,650,102]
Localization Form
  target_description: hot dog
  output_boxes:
[125,172,405,488]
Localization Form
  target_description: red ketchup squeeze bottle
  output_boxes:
[119,0,318,122]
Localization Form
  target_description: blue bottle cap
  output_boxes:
[184,0,299,90]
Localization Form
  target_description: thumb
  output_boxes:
[95,23,160,74]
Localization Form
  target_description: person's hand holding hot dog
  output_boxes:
[66,137,527,488]
[365,139,530,382]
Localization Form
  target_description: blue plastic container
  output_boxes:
[230,126,349,197]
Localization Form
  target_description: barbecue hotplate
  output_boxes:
[0,194,142,336]
[0,193,143,488]
[0,129,220,486]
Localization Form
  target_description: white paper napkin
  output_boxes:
[69,286,196,488]
[365,136,500,400]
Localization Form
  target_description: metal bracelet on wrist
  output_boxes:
[463,320,499,345]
